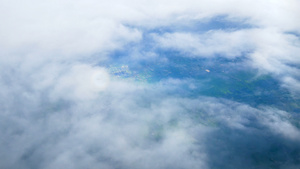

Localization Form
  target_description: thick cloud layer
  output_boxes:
[1,0,300,169]
[1,78,300,168]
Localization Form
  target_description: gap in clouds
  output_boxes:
[100,22,300,113]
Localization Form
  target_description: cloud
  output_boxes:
[152,30,252,58]
[49,64,110,100]
[0,0,300,169]
[0,60,299,169]
[1,76,299,169]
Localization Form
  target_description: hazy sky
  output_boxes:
[0,0,300,169]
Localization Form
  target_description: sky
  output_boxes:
[0,0,300,169]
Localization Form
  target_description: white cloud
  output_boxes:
[1,0,299,58]
[50,64,110,100]
[1,78,299,168]
[0,0,300,168]
[153,30,252,58]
